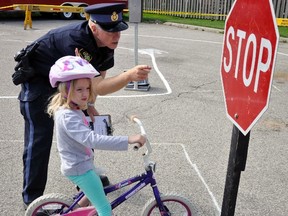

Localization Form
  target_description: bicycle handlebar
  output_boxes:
[130,116,152,155]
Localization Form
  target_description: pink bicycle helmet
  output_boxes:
[49,56,99,88]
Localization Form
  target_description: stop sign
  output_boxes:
[220,0,279,135]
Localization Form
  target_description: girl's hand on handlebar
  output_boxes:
[128,134,146,148]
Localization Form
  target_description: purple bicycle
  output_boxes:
[25,117,195,216]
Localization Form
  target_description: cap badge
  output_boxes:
[111,11,118,22]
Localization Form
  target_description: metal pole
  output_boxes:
[134,23,139,65]
[221,125,250,216]
[125,0,150,91]
[133,23,139,89]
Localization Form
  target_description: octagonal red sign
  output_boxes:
[220,0,279,135]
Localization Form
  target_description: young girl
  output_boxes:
[47,56,146,216]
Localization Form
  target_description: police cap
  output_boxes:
[85,3,128,32]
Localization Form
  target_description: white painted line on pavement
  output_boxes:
[154,142,221,215]
[181,143,221,214]
[272,85,282,92]
[122,33,223,45]
[278,52,288,56]
[0,96,17,99]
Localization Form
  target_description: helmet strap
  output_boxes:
[69,101,80,110]
[66,81,71,93]
[64,80,80,110]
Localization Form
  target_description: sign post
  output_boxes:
[220,0,279,215]
[221,126,250,216]
[125,0,150,91]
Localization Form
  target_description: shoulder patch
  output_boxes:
[78,48,93,62]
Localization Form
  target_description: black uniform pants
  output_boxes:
[20,93,54,205]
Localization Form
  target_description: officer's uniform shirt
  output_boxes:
[19,21,114,102]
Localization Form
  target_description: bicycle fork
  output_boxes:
[149,173,171,216]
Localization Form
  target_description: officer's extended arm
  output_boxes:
[92,65,151,96]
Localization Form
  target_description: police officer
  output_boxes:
[16,3,151,208]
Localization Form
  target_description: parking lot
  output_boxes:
[0,17,288,215]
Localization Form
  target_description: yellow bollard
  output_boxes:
[24,5,32,30]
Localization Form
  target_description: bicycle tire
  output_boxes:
[141,193,197,216]
[25,193,76,216]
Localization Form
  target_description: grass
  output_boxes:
[124,13,288,38]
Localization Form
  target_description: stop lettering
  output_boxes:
[223,26,272,93]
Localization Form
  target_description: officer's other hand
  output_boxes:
[75,48,80,57]
[126,65,151,82]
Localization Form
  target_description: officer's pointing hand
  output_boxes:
[126,65,151,82]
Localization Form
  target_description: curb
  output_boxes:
[164,22,288,43]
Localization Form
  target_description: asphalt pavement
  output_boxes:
[0,17,287,216]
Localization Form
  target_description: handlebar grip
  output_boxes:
[128,115,152,155]
[133,143,141,151]
[130,115,138,123]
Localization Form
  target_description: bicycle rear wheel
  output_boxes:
[25,193,75,216]
[141,193,196,216]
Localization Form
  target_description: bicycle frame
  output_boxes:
[61,118,168,215]
[61,161,167,215]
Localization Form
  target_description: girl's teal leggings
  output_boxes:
[68,170,112,216]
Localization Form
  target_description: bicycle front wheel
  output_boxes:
[25,193,75,216]
[141,194,196,216]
